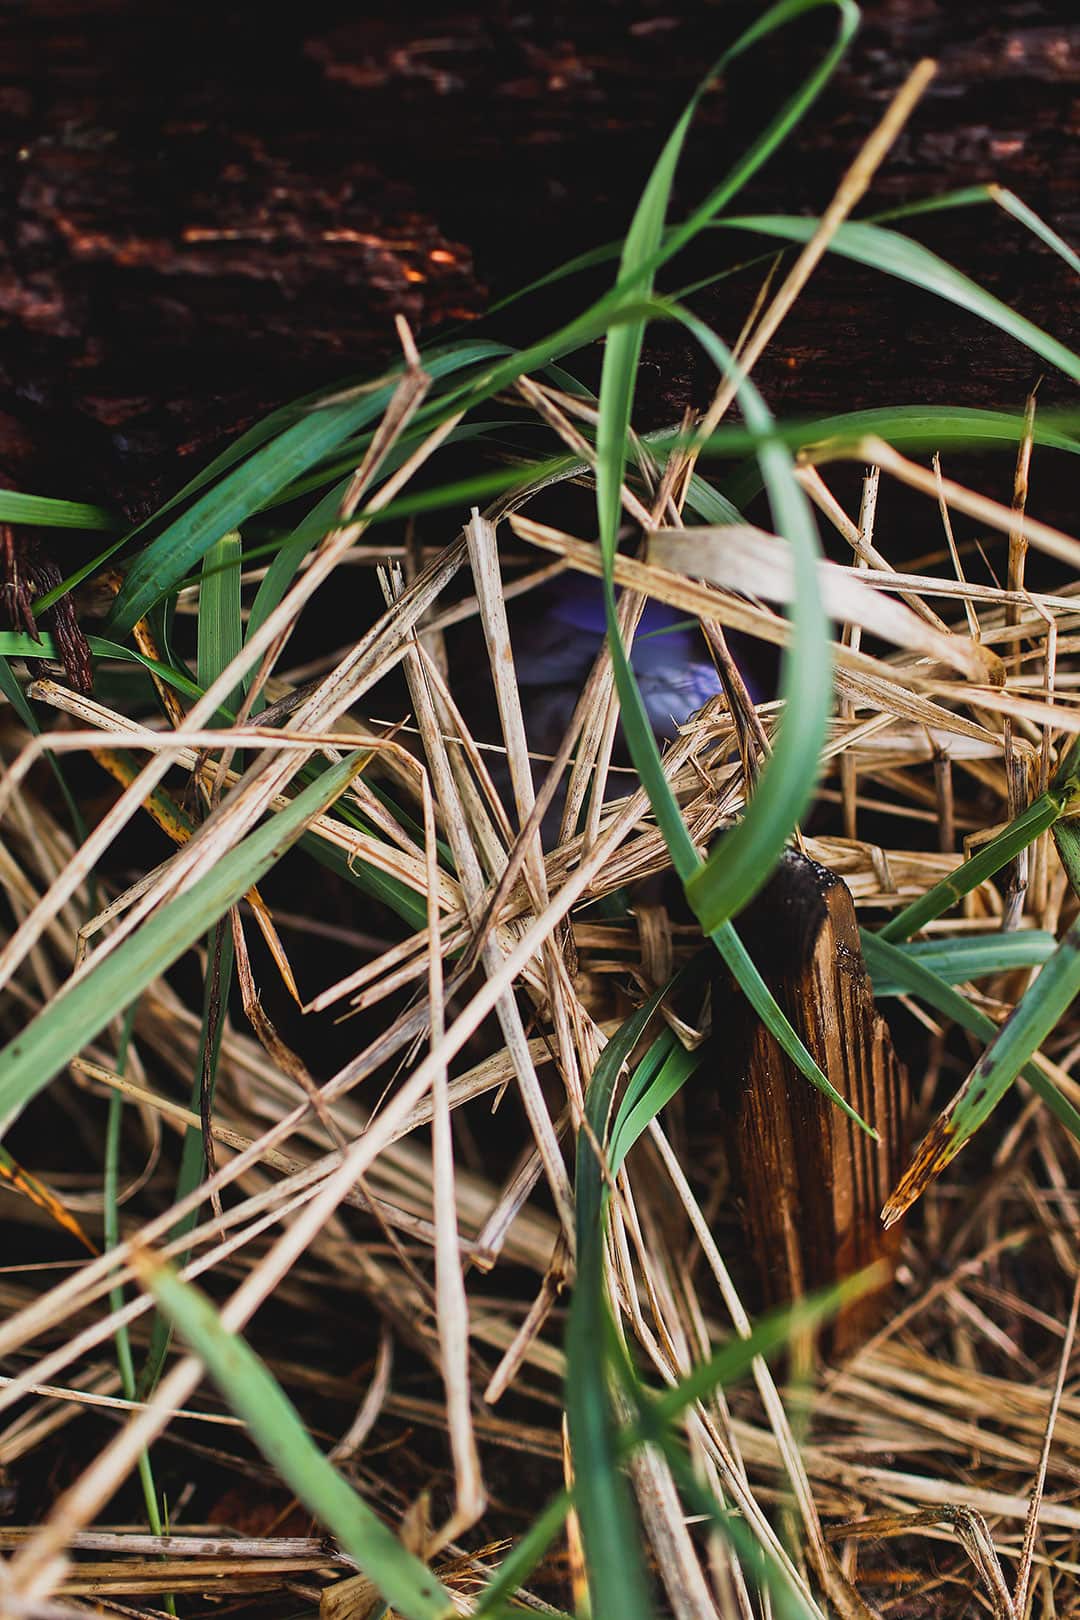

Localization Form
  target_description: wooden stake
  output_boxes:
[715,851,909,1357]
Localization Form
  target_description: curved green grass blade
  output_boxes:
[879,916,1080,1222]
[106,344,510,637]
[860,929,1080,1148]
[868,931,1057,996]
[943,917,1080,1147]
[108,394,399,636]
[878,790,1065,943]
[484,0,859,320]
[1051,818,1080,903]
[0,631,202,700]
[678,312,833,933]
[140,1254,455,1620]
[141,530,247,1398]
[608,1027,702,1176]
[721,404,1080,507]
[568,991,665,1620]
[716,216,1080,383]
[0,751,367,1123]
[588,9,859,1133]
[871,184,1080,277]
[0,490,116,530]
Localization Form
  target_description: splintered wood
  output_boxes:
[716,851,909,1356]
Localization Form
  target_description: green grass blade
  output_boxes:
[868,931,1057,996]
[1052,819,1080,903]
[608,1029,702,1176]
[33,343,512,618]
[140,1255,456,1620]
[197,531,243,719]
[0,490,116,530]
[0,655,89,845]
[588,17,858,1133]
[880,917,1080,1222]
[717,216,1080,382]
[721,404,1080,507]
[105,1005,172,1613]
[860,929,1080,1147]
[714,918,873,1132]
[0,751,367,1123]
[143,545,244,1396]
[939,918,1080,1149]
[871,184,1080,277]
[568,992,665,1620]
[105,351,489,638]
[0,631,203,701]
[471,1490,574,1620]
[877,790,1064,943]
[677,311,833,933]
[108,391,403,635]
[139,920,235,1402]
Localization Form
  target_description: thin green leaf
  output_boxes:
[722,404,1080,506]
[0,655,89,845]
[0,490,116,530]
[868,931,1058,996]
[860,929,1080,1147]
[1052,819,1080,904]
[567,991,665,1620]
[0,751,367,1124]
[140,1255,455,1620]
[108,393,403,635]
[870,184,1080,278]
[105,1005,171,1607]
[589,7,859,1134]
[717,216,1080,383]
[877,790,1064,943]
[678,310,833,932]
[33,343,512,619]
[0,631,202,701]
[197,531,243,719]
[608,1029,702,1176]
[106,343,505,637]
[881,917,1080,1222]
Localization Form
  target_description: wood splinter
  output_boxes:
[714,850,910,1357]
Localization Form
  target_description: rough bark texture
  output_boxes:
[715,850,910,1356]
[0,3,1076,521]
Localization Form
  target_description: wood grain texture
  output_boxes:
[715,850,909,1356]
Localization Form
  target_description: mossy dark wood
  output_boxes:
[715,850,909,1356]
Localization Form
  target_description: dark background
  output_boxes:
[1,1,1077,521]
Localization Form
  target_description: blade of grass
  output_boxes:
[882,913,1080,1224]
[608,1027,703,1176]
[104,1005,172,1612]
[477,1272,868,1619]
[715,215,1080,384]
[0,750,368,1123]
[0,631,202,701]
[137,1252,456,1620]
[34,342,511,619]
[877,789,1066,943]
[197,531,243,720]
[860,928,1080,1150]
[567,990,664,1620]
[867,931,1057,995]
[1051,818,1080,904]
[597,301,864,1126]
[0,491,116,530]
